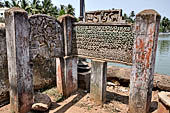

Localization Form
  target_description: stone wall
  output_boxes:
[28,14,63,90]
[0,26,9,106]
[0,26,57,106]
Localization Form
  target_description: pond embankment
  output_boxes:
[108,66,170,91]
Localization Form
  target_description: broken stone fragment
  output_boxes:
[31,93,52,111]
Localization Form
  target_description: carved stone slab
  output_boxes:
[85,9,125,23]
[72,23,134,65]
[29,14,63,59]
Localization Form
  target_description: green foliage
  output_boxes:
[123,11,135,23]
[0,0,75,18]
[159,17,170,33]
[123,10,170,33]
[43,87,64,102]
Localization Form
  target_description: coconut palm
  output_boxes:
[2,0,75,18]
[27,0,41,14]
[58,4,75,16]
[0,2,4,8]
[20,0,29,10]
[66,4,75,16]
[41,0,53,14]
[59,5,66,16]
[11,0,20,7]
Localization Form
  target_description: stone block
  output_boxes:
[90,59,107,104]
[158,92,170,113]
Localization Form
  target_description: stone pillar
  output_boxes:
[5,8,33,113]
[129,9,161,113]
[57,15,78,97]
[60,15,76,56]
[56,56,78,97]
[90,59,107,104]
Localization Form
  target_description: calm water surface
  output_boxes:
[109,34,170,75]
[155,34,170,75]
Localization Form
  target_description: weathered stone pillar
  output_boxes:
[58,14,76,56]
[57,15,78,97]
[129,9,161,113]
[56,56,78,97]
[56,57,65,95]
[5,8,33,113]
[90,59,107,104]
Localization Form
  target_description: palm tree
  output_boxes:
[0,2,4,8]
[20,0,29,10]
[59,5,66,16]
[130,11,135,18]
[2,0,75,18]
[41,0,52,14]
[4,1,11,8]
[160,17,170,32]
[58,4,75,16]
[66,4,75,16]
[28,0,41,14]
[50,6,59,18]
[11,0,20,7]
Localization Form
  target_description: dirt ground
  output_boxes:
[0,85,159,113]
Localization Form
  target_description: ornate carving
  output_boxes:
[29,14,63,60]
[85,9,126,23]
[72,23,134,64]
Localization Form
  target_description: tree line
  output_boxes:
[0,1,170,33]
[0,0,75,18]
[123,11,170,33]
[159,17,170,33]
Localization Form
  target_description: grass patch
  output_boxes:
[43,87,64,102]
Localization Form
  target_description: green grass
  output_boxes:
[43,87,64,102]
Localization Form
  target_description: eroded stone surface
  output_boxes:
[72,23,134,64]
[85,9,125,23]
[129,9,161,113]
[0,27,9,106]
[32,93,52,111]
[5,8,33,113]
[158,92,170,107]
[29,14,63,59]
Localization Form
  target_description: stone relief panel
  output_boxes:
[72,23,134,64]
[29,14,63,60]
[85,9,126,23]
[0,27,9,105]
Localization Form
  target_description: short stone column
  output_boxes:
[57,14,78,97]
[78,58,91,91]
[56,56,78,97]
[90,59,107,104]
[129,9,161,113]
[158,92,170,113]
[5,8,33,113]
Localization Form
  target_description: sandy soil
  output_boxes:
[0,85,159,113]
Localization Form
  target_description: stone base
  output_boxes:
[158,92,170,113]
[78,72,90,91]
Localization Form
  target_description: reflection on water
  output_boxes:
[155,34,170,75]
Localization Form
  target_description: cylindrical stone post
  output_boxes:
[90,59,107,104]
[57,15,78,97]
[5,8,33,113]
[129,9,161,113]
[80,0,85,21]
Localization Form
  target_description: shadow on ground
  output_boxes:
[106,91,129,105]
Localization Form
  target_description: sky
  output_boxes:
[52,0,170,19]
